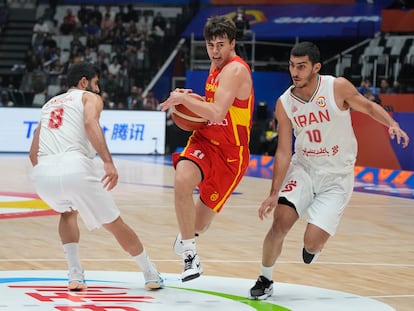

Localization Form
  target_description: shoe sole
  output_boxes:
[250,293,272,300]
[145,281,164,290]
[250,288,273,300]
[181,272,201,282]
[68,280,87,291]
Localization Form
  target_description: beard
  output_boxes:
[85,82,99,94]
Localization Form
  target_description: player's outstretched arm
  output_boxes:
[335,77,409,148]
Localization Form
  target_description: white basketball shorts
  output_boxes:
[32,153,120,230]
[279,163,354,236]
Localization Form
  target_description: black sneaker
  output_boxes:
[250,275,274,300]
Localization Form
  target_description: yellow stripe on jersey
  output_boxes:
[228,94,254,145]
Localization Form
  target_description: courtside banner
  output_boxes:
[0,108,166,154]
[182,3,382,40]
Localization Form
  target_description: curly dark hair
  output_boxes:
[203,15,236,42]
[66,61,100,88]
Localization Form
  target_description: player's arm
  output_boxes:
[270,100,293,195]
[160,62,249,123]
[335,77,409,148]
[208,62,250,121]
[83,92,118,190]
[258,99,293,219]
[29,124,41,166]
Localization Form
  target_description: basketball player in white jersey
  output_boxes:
[29,62,164,291]
[250,41,410,300]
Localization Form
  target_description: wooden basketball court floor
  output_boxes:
[0,153,413,310]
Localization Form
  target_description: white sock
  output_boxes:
[133,249,153,272]
[63,242,82,272]
[260,264,274,281]
[181,238,196,253]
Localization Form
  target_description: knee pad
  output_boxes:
[302,247,320,264]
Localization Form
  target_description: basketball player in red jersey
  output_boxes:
[160,15,254,282]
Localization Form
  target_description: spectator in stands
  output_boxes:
[119,59,134,96]
[77,5,91,26]
[127,20,139,37]
[111,18,127,49]
[102,73,119,104]
[108,56,121,77]
[32,71,48,95]
[69,34,85,59]
[84,47,97,63]
[115,5,128,24]
[137,14,152,35]
[357,78,379,96]
[95,50,109,73]
[60,8,79,35]
[143,90,159,110]
[0,90,14,107]
[19,66,35,93]
[136,41,150,83]
[40,45,58,72]
[84,17,101,37]
[125,4,139,23]
[126,86,144,110]
[32,17,50,51]
[233,6,250,41]
[232,7,250,60]
[101,12,115,39]
[152,12,166,35]
[392,80,403,93]
[23,47,40,73]
[101,91,115,109]
[84,18,100,49]
[43,33,57,51]
[48,0,58,16]
[379,78,395,94]
[90,5,103,26]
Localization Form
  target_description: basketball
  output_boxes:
[171,93,207,131]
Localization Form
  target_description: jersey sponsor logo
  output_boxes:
[207,118,229,126]
[226,158,238,163]
[281,180,297,192]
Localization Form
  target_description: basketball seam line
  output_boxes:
[172,106,206,123]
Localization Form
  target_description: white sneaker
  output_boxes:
[173,233,184,255]
[173,233,199,255]
[143,264,164,290]
[181,251,203,282]
[68,268,87,291]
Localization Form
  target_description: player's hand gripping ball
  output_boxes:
[172,93,207,131]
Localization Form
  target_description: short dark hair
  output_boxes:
[204,15,236,42]
[66,62,100,88]
[291,41,321,65]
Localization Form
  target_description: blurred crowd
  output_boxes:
[11,4,181,109]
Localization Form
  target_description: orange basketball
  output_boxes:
[172,93,207,131]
